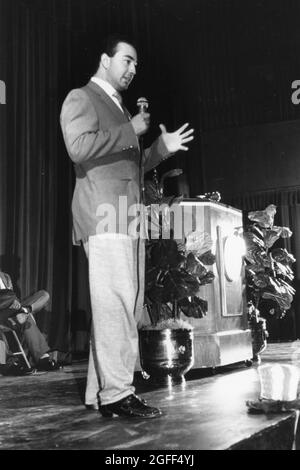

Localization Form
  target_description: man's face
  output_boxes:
[105,42,137,91]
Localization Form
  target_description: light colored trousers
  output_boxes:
[21,290,50,315]
[84,234,145,406]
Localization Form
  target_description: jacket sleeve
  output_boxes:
[60,89,139,164]
[144,136,172,174]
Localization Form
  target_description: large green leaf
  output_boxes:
[272,248,296,265]
[149,239,185,269]
[185,230,213,256]
[248,204,277,228]
[185,252,208,277]
[262,290,293,311]
[263,226,293,249]
[179,296,208,318]
[199,250,216,265]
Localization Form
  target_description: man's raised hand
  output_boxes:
[159,123,194,153]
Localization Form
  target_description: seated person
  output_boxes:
[0,270,60,372]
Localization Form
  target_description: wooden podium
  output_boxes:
[179,199,252,368]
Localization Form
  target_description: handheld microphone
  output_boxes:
[137,97,149,113]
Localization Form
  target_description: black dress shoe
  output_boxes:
[36,358,60,371]
[0,360,34,376]
[100,394,162,419]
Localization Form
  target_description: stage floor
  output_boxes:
[1,341,300,450]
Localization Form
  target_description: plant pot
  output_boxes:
[138,328,194,384]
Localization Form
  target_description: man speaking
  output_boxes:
[60,35,194,419]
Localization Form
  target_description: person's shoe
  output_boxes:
[36,357,60,371]
[0,359,34,376]
[100,394,162,419]
[20,305,32,314]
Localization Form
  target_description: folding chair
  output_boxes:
[0,324,31,370]
[0,288,50,373]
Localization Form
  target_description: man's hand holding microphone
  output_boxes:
[130,97,150,137]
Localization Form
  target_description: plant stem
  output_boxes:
[173,299,179,320]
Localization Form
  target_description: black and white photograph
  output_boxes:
[1,0,300,452]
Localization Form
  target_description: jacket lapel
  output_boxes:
[86,81,129,122]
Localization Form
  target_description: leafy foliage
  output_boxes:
[244,204,296,320]
[144,170,216,326]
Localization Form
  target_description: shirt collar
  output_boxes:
[91,76,117,99]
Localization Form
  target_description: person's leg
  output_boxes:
[84,328,100,407]
[84,234,140,407]
[21,290,50,314]
[134,238,145,326]
[83,241,100,407]
[22,313,49,364]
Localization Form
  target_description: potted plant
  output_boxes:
[139,170,216,383]
[243,204,296,361]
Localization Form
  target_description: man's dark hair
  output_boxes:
[91,34,137,75]
[101,34,137,57]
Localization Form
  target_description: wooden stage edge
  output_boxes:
[0,341,300,450]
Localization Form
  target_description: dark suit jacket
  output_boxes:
[0,271,18,323]
[60,80,170,244]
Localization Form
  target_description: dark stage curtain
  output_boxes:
[1,0,75,353]
[2,0,300,354]
[0,0,206,355]
[228,188,300,341]
[0,0,8,256]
